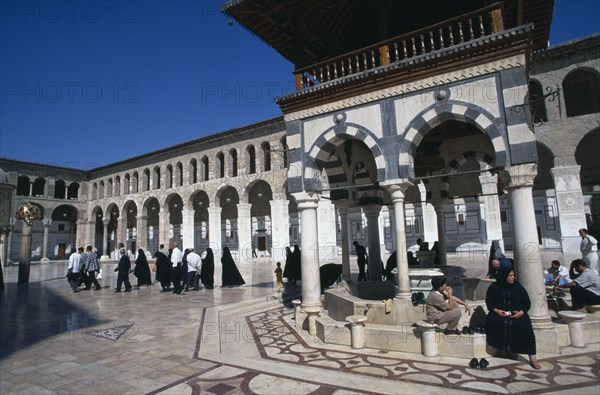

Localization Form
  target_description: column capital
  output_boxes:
[42,219,52,227]
[385,180,414,202]
[550,165,580,177]
[335,200,352,212]
[478,171,498,185]
[501,163,537,190]
[363,204,382,217]
[207,206,222,214]
[291,191,319,204]
[103,219,110,227]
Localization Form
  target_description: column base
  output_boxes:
[395,291,412,300]
[100,255,111,261]
[303,306,323,336]
[530,314,554,330]
[40,257,50,265]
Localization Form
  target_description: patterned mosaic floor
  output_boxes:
[151,306,600,394]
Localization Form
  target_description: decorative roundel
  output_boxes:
[334,113,346,124]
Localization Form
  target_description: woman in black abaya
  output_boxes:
[154,246,171,292]
[221,247,245,287]
[485,267,541,369]
[200,248,215,289]
[133,248,152,286]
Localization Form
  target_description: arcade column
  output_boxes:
[293,193,322,310]
[101,218,110,261]
[501,164,551,327]
[387,182,413,300]
[40,218,52,264]
[337,203,352,282]
[236,203,252,262]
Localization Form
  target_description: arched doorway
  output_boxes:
[51,205,78,258]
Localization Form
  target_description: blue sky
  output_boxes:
[1,0,599,169]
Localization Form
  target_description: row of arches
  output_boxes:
[89,179,296,256]
[16,176,79,199]
[91,138,289,200]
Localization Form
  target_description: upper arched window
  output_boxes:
[54,179,66,199]
[217,152,225,178]
[32,177,45,196]
[68,182,79,199]
[229,149,238,177]
[166,164,173,188]
[528,80,548,123]
[262,142,271,171]
[17,175,30,196]
[201,156,209,181]
[189,159,198,184]
[247,146,256,175]
[563,69,600,117]
[281,137,289,168]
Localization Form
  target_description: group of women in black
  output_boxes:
[150,245,244,292]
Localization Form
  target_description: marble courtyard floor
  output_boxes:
[1,260,599,394]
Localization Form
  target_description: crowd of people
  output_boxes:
[66,242,307,294]
[66,241,250,294]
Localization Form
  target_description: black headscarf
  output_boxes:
[495,267,513,288]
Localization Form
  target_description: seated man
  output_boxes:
[426,276,472,335]
[557,259,600,313]
[544,260,570,287]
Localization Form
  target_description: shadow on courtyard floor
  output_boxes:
[0,283,108,359]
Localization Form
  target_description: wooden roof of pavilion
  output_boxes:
[222,0,554,68]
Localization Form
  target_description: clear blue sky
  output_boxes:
[1,0,599,169]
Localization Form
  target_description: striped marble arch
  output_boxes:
[303,123,386,191]
[399,101,507,179]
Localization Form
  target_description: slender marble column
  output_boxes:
[101,219,110,260]
[181,209,194,250]
[337,204,351,282]
[431,202,447,266]
[41,219,52,264]
[502,164,551,327]
[387,182,413,300]
[6,223,15,264]
[18,221,33,283]
[294,194,322,310]
[236,203,252,263]
[208,206,222,254]
[479,172,503,251]
[270,199,290,263]
[364,205,383,281]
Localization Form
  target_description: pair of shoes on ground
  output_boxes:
[461,326,485,335]
[469,358,489,369]
[114,288,132,293]
[443,328,461,336]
